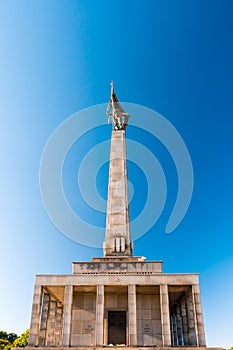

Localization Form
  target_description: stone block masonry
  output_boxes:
[19,84,220,350]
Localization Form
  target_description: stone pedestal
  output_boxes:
[26,264,216,349]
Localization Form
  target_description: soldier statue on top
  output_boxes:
[106,81,130,130]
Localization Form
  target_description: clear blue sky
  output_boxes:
[0,0,233,348]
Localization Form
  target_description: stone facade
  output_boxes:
[27,257,210,348]
[21,87,221,350]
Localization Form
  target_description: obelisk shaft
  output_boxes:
[103,129,132,256]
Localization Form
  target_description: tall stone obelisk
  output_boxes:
[24,82,214,350]
[103,82,133,256]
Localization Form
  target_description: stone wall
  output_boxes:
[136,288,162,346]
[72,260,163,274]
[71,292,96,346]
[104,287,128,345]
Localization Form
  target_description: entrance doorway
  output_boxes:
[108,311,126,345]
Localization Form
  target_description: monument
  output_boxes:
[26,84,220,350]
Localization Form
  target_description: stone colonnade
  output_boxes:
[28,286,63,347]
[170,286,206,347]
[28,283,205,347]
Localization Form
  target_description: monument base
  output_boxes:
[13,347,222,350]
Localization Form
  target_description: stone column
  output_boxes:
[54,305,63,346]
[170,315,173,346]
[180,299,189,345]
[128,284,137,346]
[62,285,73,346]
[160,284,171,346]
[172,314,178,346]
[193,284,206,346]
[39,293,50,346]
[96,284,104,346]
[170,314,176,346]
[104,130,132,256]
[47,300,57,346]
[28,284,42,347]
[176,305,183,345]
[186,289,197,346]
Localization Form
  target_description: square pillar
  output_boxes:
[128,284,137,346]
[39,293,50,346]
[62,285,73,346]
[176,305,183,345]
[181,299,189,345]
[160,284,171,346]
[47,300,57,346]
[54,305,63,346]
[193,284,206,346]
[96,284,104,346]
[28,284,42,347]
[171,311,178,346]
[186,288,197,346]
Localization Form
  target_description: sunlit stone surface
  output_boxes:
[15,85,221,350]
